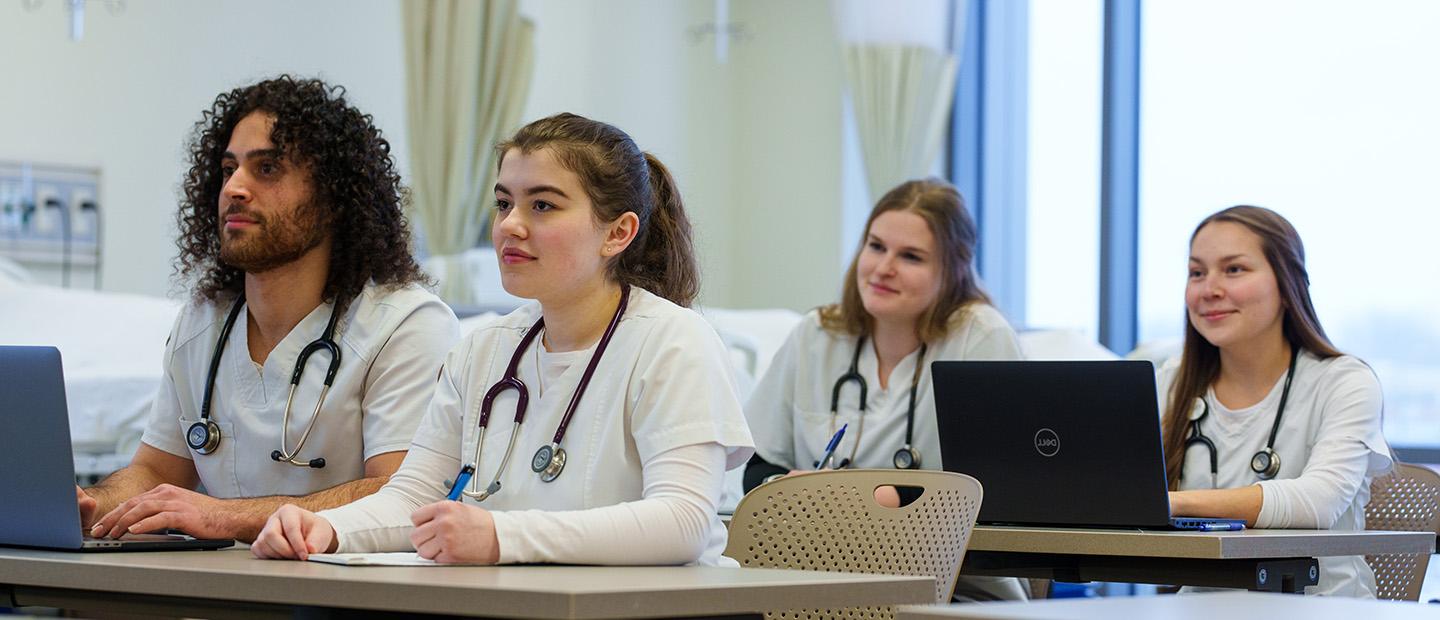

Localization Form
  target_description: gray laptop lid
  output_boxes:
[931,360,1174,528]
[0,346,86,549]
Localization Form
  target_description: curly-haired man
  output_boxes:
[77,76,459,543]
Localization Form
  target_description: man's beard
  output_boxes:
[218,201,330,273]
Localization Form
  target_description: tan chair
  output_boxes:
[1363,462,1440,601]
[724,469,982,619]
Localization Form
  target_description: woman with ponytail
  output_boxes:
[253,113,754,566]
[1161,206,1390,597]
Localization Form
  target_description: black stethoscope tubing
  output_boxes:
[188,294,342,469]
[1183,346,1299,485]
[828,336,927,470]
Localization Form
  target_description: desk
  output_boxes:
[961,526,1436,593]
[0,547,934,619]
[897,591,1440,619]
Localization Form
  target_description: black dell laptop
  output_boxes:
[0,345,233,551]
[931,360,1244,531]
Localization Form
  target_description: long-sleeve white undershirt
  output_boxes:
[318,440,727,565]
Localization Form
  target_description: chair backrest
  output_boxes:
[1364,462,1440,601]
[724,469,982,619]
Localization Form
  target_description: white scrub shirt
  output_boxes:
[1160,350,1392,597]
[746,303,1021,471]
[744,302,1028,602]
[139,282,459,498]
[319,287,755,566]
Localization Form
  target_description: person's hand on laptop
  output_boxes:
[75,486,98,529]
[252,504,338,560]
[88,483,231,540]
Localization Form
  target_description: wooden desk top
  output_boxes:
[898,591,1440,619]
[0,547,934,619]
[969,526,1436,559]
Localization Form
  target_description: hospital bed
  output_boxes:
[0,259,181,483]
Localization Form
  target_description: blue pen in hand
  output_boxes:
[446,464,476,501]
[815,424,848,470]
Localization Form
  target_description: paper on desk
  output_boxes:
[307,552,486,567]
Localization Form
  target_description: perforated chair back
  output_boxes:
[724,469,982,620]
[1364,462,1440,601]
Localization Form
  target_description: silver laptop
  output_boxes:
[0,345,232,551]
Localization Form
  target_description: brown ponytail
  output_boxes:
[496,113,700,307]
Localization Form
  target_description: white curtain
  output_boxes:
[405,0,534,304]
[842,44,959,204]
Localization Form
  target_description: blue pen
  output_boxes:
[446,464,476,501]
[1199,522,1245,531]
[816,424,848,470]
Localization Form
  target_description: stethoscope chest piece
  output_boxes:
[1251,447,1281,480]
[892,446,920,470]
[187,420,222,454]
[532,443,567,483]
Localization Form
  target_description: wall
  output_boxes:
[2,0,848,311]
[0,0,406,298]
[519,0,846,310]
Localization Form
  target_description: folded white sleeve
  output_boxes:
[490,442,725,565]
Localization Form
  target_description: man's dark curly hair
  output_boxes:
[175,75,427,309]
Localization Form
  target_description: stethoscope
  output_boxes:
[457,285,630,502]
[1183,347,1299,487]
[186,294,343,469]
[829,336,928,470]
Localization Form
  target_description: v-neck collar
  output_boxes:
[227,300,334,407]
[856,338,926,396]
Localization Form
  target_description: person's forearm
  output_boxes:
[219,476,391,543]
[85,465,170,517]
[1168,485,1262,526]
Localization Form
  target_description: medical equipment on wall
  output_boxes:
[0,161,102,289]
[1183,347,1299,485]
[829,337,929,470]
[456,285,631,502]
[186,294,343,469]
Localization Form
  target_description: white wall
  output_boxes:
[0,0,406,298]
[2,0,850,311]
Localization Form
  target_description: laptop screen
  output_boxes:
[931,360,1174,528]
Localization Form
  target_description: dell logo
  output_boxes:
[1034,428,1060,457]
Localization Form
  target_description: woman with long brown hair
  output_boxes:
[742,178,1026,601]
[1161,205,1390,597]
[250,113,754,566]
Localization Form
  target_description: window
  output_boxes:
[1138,0,1440,447]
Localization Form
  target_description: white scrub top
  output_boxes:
[140,282,459,498]
[320,287,755,565]
[746,303,1021,471]
[1160,350,1392,597]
